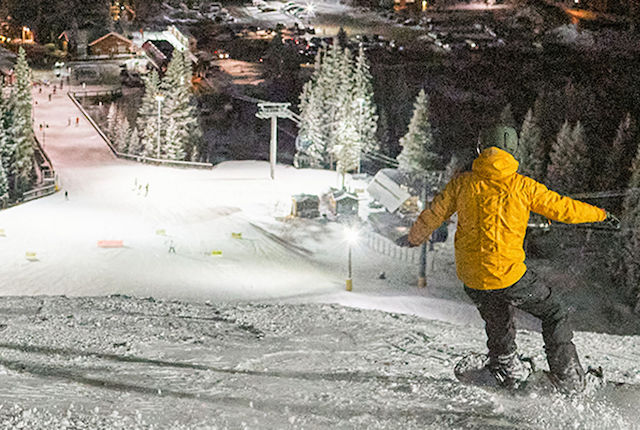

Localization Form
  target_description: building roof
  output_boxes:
[332,190,358,201]
[143,39,174,60]
[89,32,133,47]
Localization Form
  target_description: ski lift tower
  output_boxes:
[256,102,297,180]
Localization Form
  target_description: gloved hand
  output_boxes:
[395,234,417,248]
[603,211,621,230]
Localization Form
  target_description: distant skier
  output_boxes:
[168,240,176,254]
[396,125,619,393]
[64,190,68,200]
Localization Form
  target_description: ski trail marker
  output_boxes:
[210,250,223,256]
[231,232,242,239]
[25,251,38,261]
[97,240,124,248]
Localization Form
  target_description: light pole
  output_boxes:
[155,94,165,159]
[345,227,358,291]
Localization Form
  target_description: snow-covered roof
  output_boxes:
[89,32,133,47]
[367,170,411,213]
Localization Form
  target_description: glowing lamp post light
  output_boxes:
[155,94,165,159]
[345,227,359,291]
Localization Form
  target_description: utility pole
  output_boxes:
[418,176,428,288]
[256,102,294,180]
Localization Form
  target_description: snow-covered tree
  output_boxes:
[128,127,140,155]
[601,113,636,191]
[160,50,200,161]
[106,102,118,139]
[140,121,159,158]
[113,116,130,154]
[297,79,326,166]
[519,108,545,181]
[396,89,439,173]
[0,159,7,203]
[137,71,161,157]
[164,118,186,160]
[499,103,517,129]
[546,120,590,194]
[9,47,35,195]
[332,46,360,178]
[352,46,378,155]
[0,120,8,202]
[297,42,378,171]
[13,47,32,125]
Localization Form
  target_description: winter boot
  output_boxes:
[547,355,586,394]
[488,352,531,389]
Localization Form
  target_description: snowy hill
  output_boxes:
[0,295,637,429]
[1,87,638,427]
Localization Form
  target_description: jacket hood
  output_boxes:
[472,147,519,180]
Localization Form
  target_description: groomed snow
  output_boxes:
[0,83,637,428]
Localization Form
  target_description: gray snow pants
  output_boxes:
[464,269,584,380]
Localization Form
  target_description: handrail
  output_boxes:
[68,90,213,169]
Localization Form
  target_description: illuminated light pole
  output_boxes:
[345,227,359,291]
[155,94,165,159]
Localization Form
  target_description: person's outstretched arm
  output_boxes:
[527,178,607,224]
[406,177,459,246]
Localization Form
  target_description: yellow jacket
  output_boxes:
[408,147,607,290]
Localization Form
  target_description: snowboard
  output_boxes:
[454,353,637,398]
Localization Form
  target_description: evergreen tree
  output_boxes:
[547,120,590,194]
[129,127,140,155]
[140,122,158,158]
[333,47,360,175]
[8,112,33,196]
[107,102,118,139]
[396,89,439,173]
[316,41,345,166]
[298,79,325,166]
[0,158,8,203]
[0,121,7,202]
[499,103,517,129]
[164,118,186,160]
[352,46,378,154]
[10,47,35,195]
[601,113,637,191]
[137,70,161,157]
[160,50,200,160]
[113,116,130,154]
[519,108,545,181]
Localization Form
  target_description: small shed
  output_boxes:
[291,194,320,218]
[330,190,359,216]
[89,32,134,56]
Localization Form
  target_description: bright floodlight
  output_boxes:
[345,227,359,244]
[305,2,316,15]
[155,94,165,102]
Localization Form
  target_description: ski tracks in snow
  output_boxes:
[0,296,635,429]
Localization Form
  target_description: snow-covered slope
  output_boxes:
[0,296,637,429]
[1,83,638,428]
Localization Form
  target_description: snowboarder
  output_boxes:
[396,125,619,393]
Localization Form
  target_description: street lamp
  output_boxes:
[155,94,165,159]
[345,227,359,291]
